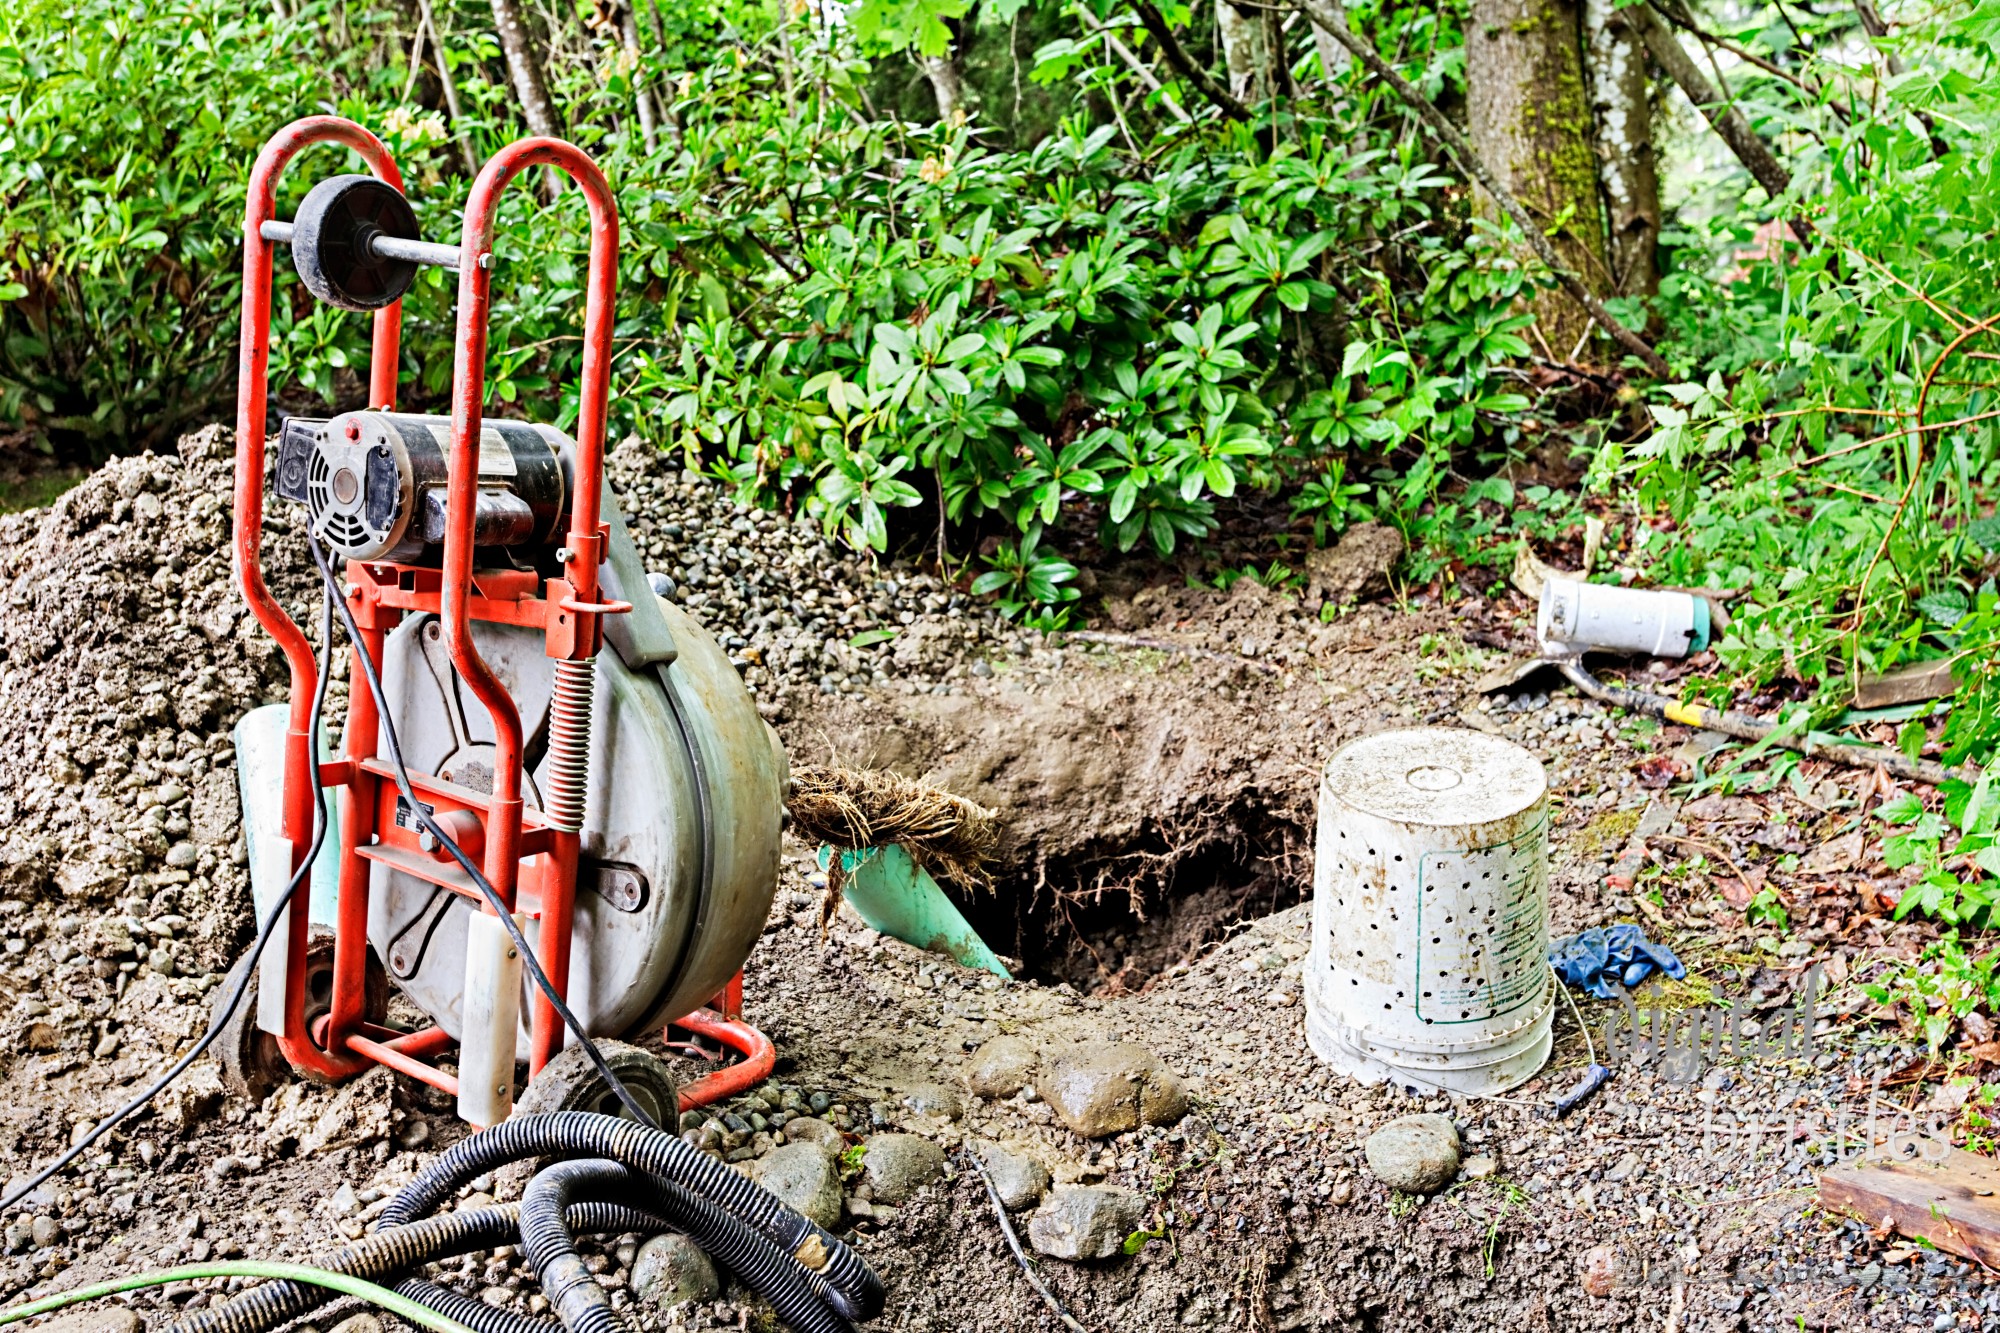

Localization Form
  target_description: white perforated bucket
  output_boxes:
[1303,728,1553,1097]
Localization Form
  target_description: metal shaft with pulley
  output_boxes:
[262,174,465,310]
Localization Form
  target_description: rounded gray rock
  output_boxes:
[860,1132,947,1204]
[901,1080,963,1121]
[964,1035,1038,1099]
[1027,1186,1144,1262]
[1035,1041,1188,1138]
[749,1142,844,1229]
[631,1233,720,1307]
[780,1115,842,1152]
[1364,1113,1461,1194]
[971,1140,1051,1211]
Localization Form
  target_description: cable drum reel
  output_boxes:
[260,410,787,1081]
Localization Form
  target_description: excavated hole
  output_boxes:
[957,807,1307,995]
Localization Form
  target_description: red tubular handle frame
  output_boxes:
[236,116,405,1083]
[445,138,620,1072]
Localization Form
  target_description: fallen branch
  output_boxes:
[1295,0,1672,378]
[1129,0,1251,122]
[1559,659,1968,786]
[1064,629,1281,674]
[961,1151,1089,1333]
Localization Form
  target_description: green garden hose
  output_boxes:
[0,1261,481,1333]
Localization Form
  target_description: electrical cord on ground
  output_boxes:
[0,584,339,1215]
[305,533,658,1129]
[0,1260,482,1333]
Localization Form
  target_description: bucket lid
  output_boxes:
[1322,727,1546,828]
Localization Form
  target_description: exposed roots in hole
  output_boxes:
[787,763,1000,891]
[982,803,1309,996]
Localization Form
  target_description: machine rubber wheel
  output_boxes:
[498,1040,680,1199]
[214,926,390,1099]
[214,948,285,1106]
[515,1039,680,1124]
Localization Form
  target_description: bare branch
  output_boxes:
[1632,2,1809,244]
[1078,10,1194,123]
[1129,0,1251,122]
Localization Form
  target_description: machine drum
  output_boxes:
[367,593,784,1061]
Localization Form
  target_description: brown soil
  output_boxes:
[0,435,1990,1333]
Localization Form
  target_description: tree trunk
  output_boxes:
[1632,2,1798,227]
[1216,0,1269,102]
[1584,0,1659,298]
[1465,0,1611,360]
[1299,0,1669,377]
[921,53,964,121]
[415,0,479,175]
[490,0,561,138]
[618,4,659,153]
[1311,0,1349,86]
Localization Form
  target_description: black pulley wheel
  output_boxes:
[291,174,421,311]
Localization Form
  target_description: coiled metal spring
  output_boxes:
[543,657,595,833]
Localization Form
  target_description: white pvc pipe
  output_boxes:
[1537,576,1709,658]
[458,910,526,1127]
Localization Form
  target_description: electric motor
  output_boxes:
[276,411,570,563]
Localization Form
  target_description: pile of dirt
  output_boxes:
[4,427,1994,1333]
[0,426,296,1081]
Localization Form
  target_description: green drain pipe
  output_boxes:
[817,844,1013,978]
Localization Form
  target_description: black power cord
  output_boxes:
[1,583,340,1214]
[304,533,658,1129]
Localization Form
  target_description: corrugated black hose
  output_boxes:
[519,1162,634,1333]
[379,1111,882,1323]
[514,1158,855,1333]
[171,1202,669,1333]
[393,1278,558,1333]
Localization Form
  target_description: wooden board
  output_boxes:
[1854,659,1957,709]
[1819,1149,2000,1267]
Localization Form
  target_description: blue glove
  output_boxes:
[1549,923,1685,1000]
